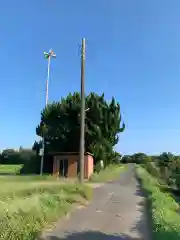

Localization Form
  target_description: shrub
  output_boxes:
[20,156,40,175]
[121,155,133,164]
[136,166,180,240]
[143,161,160,178]
[0,149,35,165]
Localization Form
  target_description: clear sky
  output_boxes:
[1,0,180,155]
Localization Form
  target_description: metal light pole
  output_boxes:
[40,49,56,175]
[79,38,86,183]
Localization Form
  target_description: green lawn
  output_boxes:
[0,177,92,240]
[136,166,180,240]
[89,164,126,183]
[0,164,23,174]
[0,174,59,182]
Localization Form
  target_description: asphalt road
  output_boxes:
[41,164,151,240]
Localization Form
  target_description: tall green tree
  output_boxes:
[35,92,125,166]
[132,153,150,164]
[158,152,175,183]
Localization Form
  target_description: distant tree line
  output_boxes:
[0,147,36,165]
[121,153,151,164]
[121,152,180,193]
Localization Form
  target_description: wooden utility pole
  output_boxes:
[79,38,86,183]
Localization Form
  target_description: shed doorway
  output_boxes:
[59,159,68,177]
[77,159,80,175]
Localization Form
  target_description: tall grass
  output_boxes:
[89,164,125,183]
[0,174,56,181]
[0,179,92,240]
[136,166,180,240]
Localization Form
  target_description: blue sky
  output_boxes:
[1,0,180,155]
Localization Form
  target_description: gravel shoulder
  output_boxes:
[41,165,151,240]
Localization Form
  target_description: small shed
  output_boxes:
[50,152,94,179]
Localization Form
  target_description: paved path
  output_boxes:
[41,165,151,240]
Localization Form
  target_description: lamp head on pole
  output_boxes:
[44,49,56,59]
[49,49,56,58]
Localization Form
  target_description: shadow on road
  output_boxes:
[41,211,148,240]
[45,231,141,239]
[135,188,143,197]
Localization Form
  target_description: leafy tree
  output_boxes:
[157,152,175,183]
[132,153,150,164]
[166,156,180,189]
[121,155,133,164]
[0,148,35,165]
[35,92,125,167]
[32,141,42,155]
[1,149,22,164]
[158,152,174,167]
[120,153,150,164]
[150,155,159,162]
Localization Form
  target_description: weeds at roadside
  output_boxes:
[0,182,92,240]
[136,166,180,240]
[89,164,125,183]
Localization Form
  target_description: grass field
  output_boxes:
[89,164,125,183]
[0,164,23,174]
[136,166,180,240]
[0,163,125,239]
[0,176,92,240]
